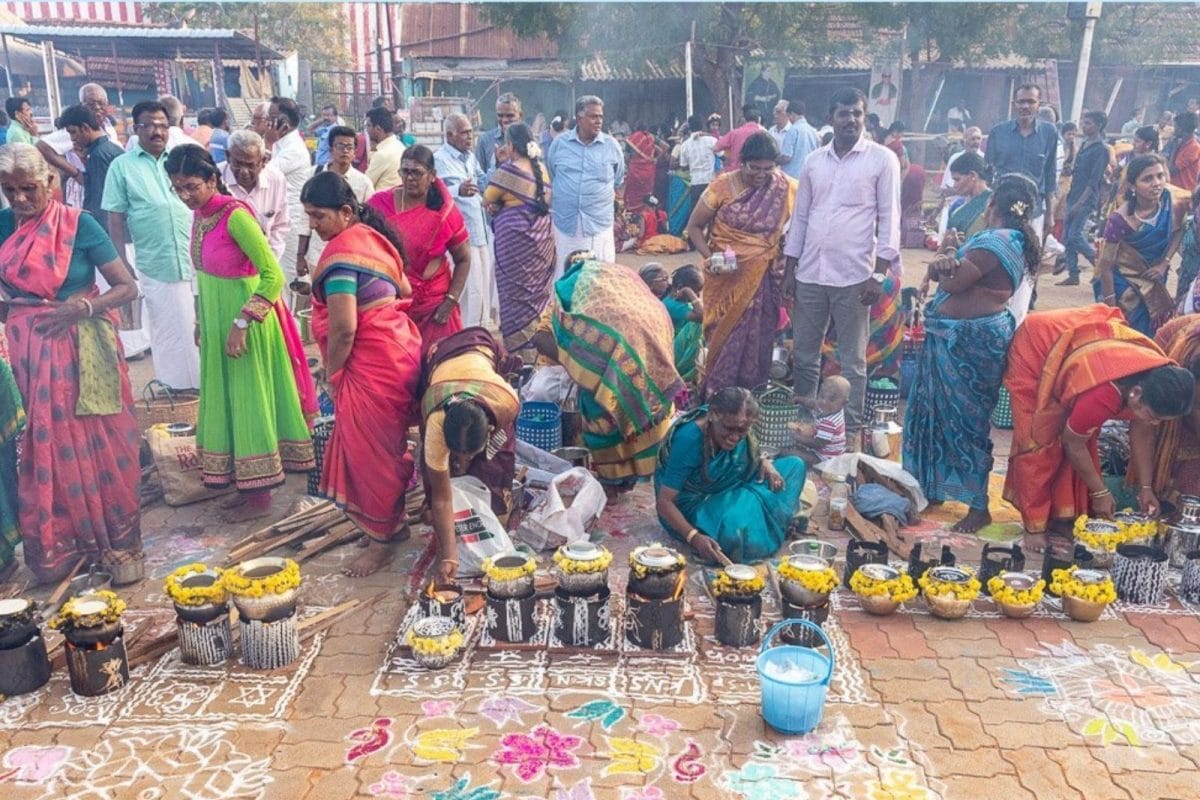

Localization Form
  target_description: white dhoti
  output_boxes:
[95,259,150,358]
[460,242,498,329]
[552,227,616,280]
[140,272,201,390]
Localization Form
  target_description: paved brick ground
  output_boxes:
[2,249,1196,798]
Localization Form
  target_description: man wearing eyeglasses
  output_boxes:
[101,100,200,390]
[476,92,522,181]
[265,96,314,305]
[436,112,494,327]
[298,125,374,276]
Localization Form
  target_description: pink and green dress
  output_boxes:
[191,194,316,490]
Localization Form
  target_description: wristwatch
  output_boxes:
[233,317,249,330]
[870,272,886,284]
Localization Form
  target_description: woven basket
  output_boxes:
[516,401,562,452]
[134,380,199,432]
[864,384,900,424]
[753,383,800,453]
[991,386,1013,429]
[307,416,335,497]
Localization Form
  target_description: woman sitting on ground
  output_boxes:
[1003,305,1194,550]
[420,328,521,583]
[640,263,705,387]
[654,386,807,564]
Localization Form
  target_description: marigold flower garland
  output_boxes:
[47,590,127,630]
[221,559,301,599]
[918,569,981,600]
[987,574,1046,607]
[849,569,918,602]
[482,555,536,583]
[1050,566,1117,604]
[710,570,765,598]
[552,547,613,574]
[1072,514,1152,553]
[407,626,464,657]
[628,544,686,578]
[777,559,839,594]
[163,563,227,607]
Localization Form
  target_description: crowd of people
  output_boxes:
[1,78,1200,585]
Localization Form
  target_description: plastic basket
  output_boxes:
[864,384,900,424]
[307,415,335,497]
[753,383,799,453]
[516,401,562,452]
[756,619,834,735]
[990,386,1013,429]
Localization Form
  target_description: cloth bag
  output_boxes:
[145,424,235,506]
[515,466,607,551]
[451,475,515,578]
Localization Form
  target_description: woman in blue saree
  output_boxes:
[1095,153,1192,336]
[944,152,992,239]
[654,387,807,563]
[905,175,1042,533]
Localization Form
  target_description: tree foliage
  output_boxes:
[144,3,350,67]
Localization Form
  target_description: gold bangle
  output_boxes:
[685,528,699,544]
[1089,489,1112,499]
[444,292,459,305]
[79,297,94,317]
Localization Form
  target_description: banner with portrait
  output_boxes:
[742,59,787,123]
[867,37,904,128]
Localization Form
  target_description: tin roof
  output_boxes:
[0,25,283,60]
[399,4,556,60]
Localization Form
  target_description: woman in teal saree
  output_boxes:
[945,152,992,239]
[654,387,807,563]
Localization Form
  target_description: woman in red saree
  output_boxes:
[0,143,142,583]
[1003,305,1194,548]
[366,144,471,354]
[624,127,659,214]
[303,171,423,577]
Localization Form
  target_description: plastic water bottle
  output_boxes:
[723,247,737,272]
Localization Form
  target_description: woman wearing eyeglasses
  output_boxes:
[298,125,375,280]
[684,131,795,398]
[165,144,317,522]
[366,145,471,354]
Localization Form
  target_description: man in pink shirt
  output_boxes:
[713,103,765,173]
[783,87,901,443]
[220,129,291,263]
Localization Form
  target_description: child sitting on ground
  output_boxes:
[787,375,852,465]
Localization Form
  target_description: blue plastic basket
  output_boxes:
[756,619,834,735]
[991,386,1013,429]
[307,415,335,497]
[516,401,562,452]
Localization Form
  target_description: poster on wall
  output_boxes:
[867,34,904,128]
[743,59,787,122]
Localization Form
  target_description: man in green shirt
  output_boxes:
[4,97,38,146]
[101,100,200,390]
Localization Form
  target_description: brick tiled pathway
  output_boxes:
[2,476,1199,799]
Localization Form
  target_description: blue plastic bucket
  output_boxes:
[516,401,562,452]
[756,619,834,735]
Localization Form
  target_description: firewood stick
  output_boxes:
[45,557,87,610]
[295,522,361,563]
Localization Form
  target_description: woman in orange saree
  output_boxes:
[304,172,423,577]
[1150,314,1200,502]
[366,145,471,354]
[1003,305,1194,546]
[685,132,795,398]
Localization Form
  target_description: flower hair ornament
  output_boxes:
[1010,200,1028,218]
[526,141,543,159]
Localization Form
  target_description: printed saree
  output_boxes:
[551,258,683,483]
[488,163,556,361]
[0,357,23,572]
[904,229,1026,509]
[1095,186,1192,336]
[654,407,807,562]
[624,131,657,213]
[312,222,422,539]
[1150,315,1200,498]
[0,200,141,582]
[1002,305,1172,532]
[700,171,795,397]
[946,189,993,238]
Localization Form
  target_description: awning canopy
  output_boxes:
[0,26,284,61]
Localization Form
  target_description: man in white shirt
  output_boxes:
[768,99,791,148]
[678,113,717,212]
[222,130,290,263]
[265,96,313,294]
[299,125,375,276]
[783,88,900,442]
[435,113,495,327]
[364,106,404,191]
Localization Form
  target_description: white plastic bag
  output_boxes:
[515,467,607,551]
[521,364,574,405]
[450,476,514,578]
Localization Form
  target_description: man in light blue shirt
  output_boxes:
[101,100,200,389]
[784,100,821,180]
[435,112,495,327]
[546,95,625,274]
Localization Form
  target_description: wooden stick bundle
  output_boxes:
[223,502,355,566]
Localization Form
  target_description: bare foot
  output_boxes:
[219,493,247,510]
[343,538,394,577]
[1023,532,1051,554]
[951,508,992,534]
[223,501,273,523]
